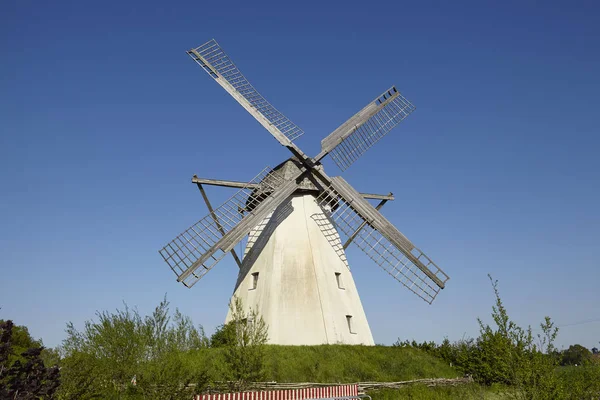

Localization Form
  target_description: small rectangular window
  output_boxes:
[250,272,259,290]
[335,272,344,289]
[346,315,355,334]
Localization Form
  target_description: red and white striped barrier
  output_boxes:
[196,384,358,400]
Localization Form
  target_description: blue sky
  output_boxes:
[1,0,599,350]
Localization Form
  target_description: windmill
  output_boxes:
[159,39,450,345]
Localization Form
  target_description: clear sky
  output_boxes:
[1,0,599,351]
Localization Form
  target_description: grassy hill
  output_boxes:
[185,345,496,399]
[187,345,459,383]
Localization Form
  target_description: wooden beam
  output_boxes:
[356,192,395,201]
[330,176,446,289]
[179,179,300,284]
[342,196,389,250]
[192,176,256,189]
[317,87,400,162]
[191,175,395,201]
[188,48,294,148]
[195,183,243,269]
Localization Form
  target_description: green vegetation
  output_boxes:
[50,295,459,399]
[367,385,500,400]
[261,345,457,382]
[561,344,593,366]
[393,275,600,399]
[147,344,458,389]
[0,320,61,399]
[3,276,599,399]
[223,296,269,388]
[58,296,210,400]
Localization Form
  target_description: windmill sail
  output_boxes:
[314,176,449,304]
[319,87,415,171]
[159,167,299,288]
[188,39,304,147]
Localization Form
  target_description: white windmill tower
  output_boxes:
[159,39,450,345]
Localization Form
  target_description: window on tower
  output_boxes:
[250,272,259,290]
[335,272,345,289]
[346,315,356,334]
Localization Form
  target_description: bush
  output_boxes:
[223,296,269,389]
[58,296,209,400]
[396,275,566,399]
[558,364,600,399]
[210,322,237,348]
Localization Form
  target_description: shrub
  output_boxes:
[210,322,237,348]
[57,296,209,399]
[396,275,566,399]
[223,296,269,389]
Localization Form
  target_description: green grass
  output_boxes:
[556,364,600,397]
[367,385,512,400]
[186,345,460,383]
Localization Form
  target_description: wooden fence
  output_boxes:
[195,377,473,399]
[195,384,358,400]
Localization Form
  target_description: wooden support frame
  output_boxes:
[195,183,243,269]
[194,174,393,259]
[342,196,390,250]
[192,175,395,201]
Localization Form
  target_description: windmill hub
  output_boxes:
[245,158,322,213]
[159,39,450,345]
[270,158,321,193]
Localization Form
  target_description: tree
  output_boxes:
[561,344,592,366]
[0,320,60,399]
[224,296,269,389]
[0,319,44,367]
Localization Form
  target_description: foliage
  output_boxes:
[152,344,458,384]
[392,275,600,399]
[396,275,566,399]
[17,285,600,400]
[0,320,42,368]
[55,295,460,398]
[367,385,495,400]
[394,336,478,376]
[57,296,209,400]
[134,351,210,400]
[513,316,563,399]
[557,364,600,400]
[210,322,237,348]
[223,296,269,389]
[0,320,61,399]
[561,344,592,366]
[261,344,457,383]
